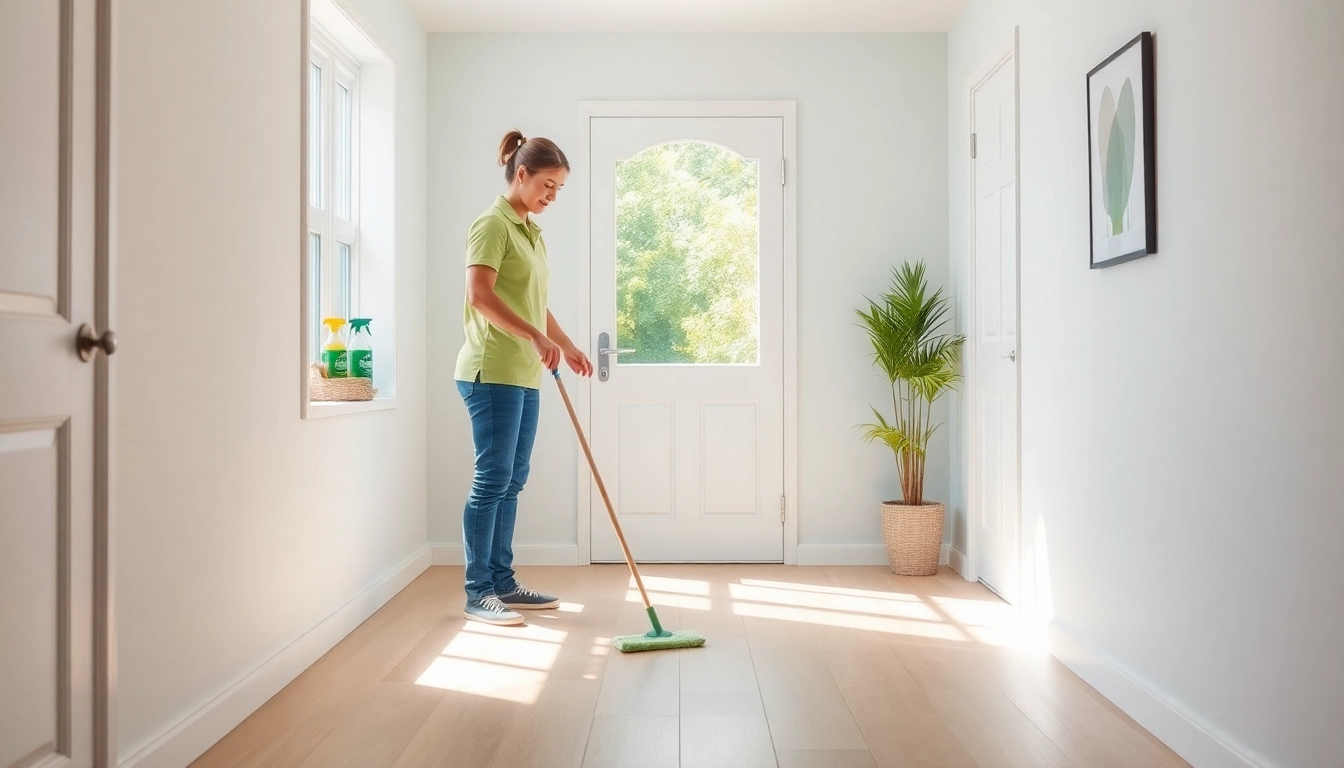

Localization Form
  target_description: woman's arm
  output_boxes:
[547,309,593,377]
[546,309,574,348]
[466,265,560,370]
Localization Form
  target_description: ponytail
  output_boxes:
[497,130,569,182]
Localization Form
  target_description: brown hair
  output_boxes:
[497,130,569,183]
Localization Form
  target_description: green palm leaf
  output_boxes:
[854,260,965,505]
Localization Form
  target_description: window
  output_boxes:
[615,142,760,365]
[307,24,360,362]
[302,0,397,418]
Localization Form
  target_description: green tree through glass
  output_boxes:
[616,142,759,365]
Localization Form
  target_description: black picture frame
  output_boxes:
[1087,31,1156,269]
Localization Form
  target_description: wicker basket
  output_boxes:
[881,501,945,575]
[309,362,377,402]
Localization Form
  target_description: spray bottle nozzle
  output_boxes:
[350,318,372,335]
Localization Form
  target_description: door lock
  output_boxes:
[596,332,635,381]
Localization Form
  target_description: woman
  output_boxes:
[454,130,592,626]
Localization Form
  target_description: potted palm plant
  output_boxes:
[856,261,965,575]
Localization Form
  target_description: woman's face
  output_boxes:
[515,166,568,215]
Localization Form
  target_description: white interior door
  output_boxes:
[1,0,110,765]
[972,53,1021,604]
[588,115,784,562]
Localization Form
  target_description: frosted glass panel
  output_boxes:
[335,83,351,219]
[337,242,351,319]
[308,63,321,209]
[308,233,321,360]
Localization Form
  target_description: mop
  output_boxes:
[551,368,706,653]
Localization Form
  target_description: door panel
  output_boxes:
[0,0,106,765]
[617,402,675,518]
[701,402,758,518]
[973,57,1021,604]
[589,116,784,562]
[0,423,66,768]
[0,0,64,315]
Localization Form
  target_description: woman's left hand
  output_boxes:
[562,344,593,377]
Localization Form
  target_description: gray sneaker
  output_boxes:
[464,595,524,626]
[498,584,560,610]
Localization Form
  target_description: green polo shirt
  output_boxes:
[454,196,550,389]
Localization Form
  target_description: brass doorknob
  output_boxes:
[77,324,118,362]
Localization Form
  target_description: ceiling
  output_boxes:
[404,0,970,33]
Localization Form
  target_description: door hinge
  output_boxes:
[780,158,786,186]
[970,133,978,159]
[780,496,786,523]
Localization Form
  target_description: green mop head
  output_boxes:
[612,606,706,653]
[613,629,706,653]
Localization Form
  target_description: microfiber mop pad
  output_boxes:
[611,607,705,653]
[613,630,706,653]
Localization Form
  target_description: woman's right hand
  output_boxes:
[531,332,561,371]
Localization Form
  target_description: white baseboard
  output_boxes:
[946,545,968,577]
[1048,620,1267,768]
[794,544,953,567]
[119,545,432,768]
[431,543,579,566]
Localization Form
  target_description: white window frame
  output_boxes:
[301,0,397,419]
[308,23,361,358]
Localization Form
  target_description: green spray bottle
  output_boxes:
[348,318,373,380]
[321,318,349,377]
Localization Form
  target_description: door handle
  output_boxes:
[77,324,118,362]
[597,332,635,382]
[1002,350,1016,362]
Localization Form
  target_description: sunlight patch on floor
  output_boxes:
[926,594,1013,627]
[964,624,1028,648]
[415,656,547,703]
[461,620,567,643]
[443,628,564,670]
[626,589,712,611]
[413,622,568,703]
[729,582,941,621]
[739,578,923,602]
[582,638,611,680]
[631,575,711,595]
[727,577,1037,647]
[731,599,972,641]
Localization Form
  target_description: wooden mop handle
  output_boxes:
[550,370,655,611]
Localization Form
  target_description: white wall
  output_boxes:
[114,0,428,763]
[949,2,1344,766]
[427,33,950,562]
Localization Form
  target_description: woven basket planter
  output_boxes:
[881,501,944,575]
[309,362,376,402]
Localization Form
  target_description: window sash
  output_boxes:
[308,24,361,360]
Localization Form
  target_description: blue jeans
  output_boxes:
[457,376,539,601]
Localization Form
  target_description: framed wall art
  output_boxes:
[1087,31,1156,268]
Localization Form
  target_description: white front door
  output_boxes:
[971,53,1021,603]
[1,0,111,765]
[587,115,784,562]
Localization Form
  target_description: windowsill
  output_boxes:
[305,397,396,419]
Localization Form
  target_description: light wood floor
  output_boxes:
[190,564,1188,767]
